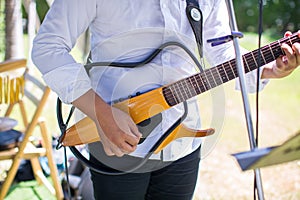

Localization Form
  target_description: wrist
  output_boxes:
[261,61,292,79]
[261,62,275,79]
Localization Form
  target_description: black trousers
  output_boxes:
[90,146,201,200]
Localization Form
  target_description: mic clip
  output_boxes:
[207,31,243,47]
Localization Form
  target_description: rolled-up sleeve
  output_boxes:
[32,0,96,103]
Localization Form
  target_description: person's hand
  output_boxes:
[95,104,142,157]
[262,30,300,79]
[72,89,142,157]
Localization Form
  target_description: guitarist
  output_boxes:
[32,0,300,199]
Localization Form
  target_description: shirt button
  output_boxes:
[162,3,167,8]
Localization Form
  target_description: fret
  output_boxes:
[161,33,300,107]
[232,60,239,77]
[191,75,202,94]
[186,77,198,97]
[210,68,218,87]
[195,74,206,92]
[195,74,208,92]
[212,67,223,85]
[250,51,258,70]
[179,80,189,100]
[222,63,231,80]
[181,79,194,100]
[162,86,178,106]
[221,64,230,83]
[206,69,217,88]
[200,72,212,90]
[244,53,256,71]
[228,61,237,78]
[251,50,266,68]
[170,83,184,103]
[258,49,267,65]
[261,45,276,64]
[180,82,189,102]
[169,85,179,105]
[188,79,197,97]
[287,36,293,47]
[181,81,189,99]
[203,71,212,87]
[242,56,251,73]
[275,40,285,57]
[267,44,276,60]
[218,64,229,82]
[175,82,186,103]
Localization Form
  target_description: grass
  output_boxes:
[5,178,56,200]
[1,32,300,199]
[194,33,300,200]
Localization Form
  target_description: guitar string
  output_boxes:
[163,34,299,103]
[162,34,299,105]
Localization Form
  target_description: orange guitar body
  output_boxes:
[61,86,215,153]
[61,32,300,153]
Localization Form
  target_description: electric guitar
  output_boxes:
[60,32,300,154]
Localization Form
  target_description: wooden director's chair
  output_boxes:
[0,59,63,199]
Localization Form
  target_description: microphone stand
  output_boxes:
[226,0,265,199]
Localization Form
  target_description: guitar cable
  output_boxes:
[55,41,202,178]
[254,0,265,199]
[84,41,204,74]
[56,94,189,175]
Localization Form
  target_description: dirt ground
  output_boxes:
[193,139,300,200]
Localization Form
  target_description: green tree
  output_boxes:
[0,0,49,61]
[4,0,24,60]
[0,0,5,60]
[233,0,300,38]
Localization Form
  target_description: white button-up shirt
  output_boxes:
[32,0,268,161]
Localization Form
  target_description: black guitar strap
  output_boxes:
[185,0,203,58]
[56,1,205,175]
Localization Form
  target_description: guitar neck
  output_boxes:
[163,33,300,106]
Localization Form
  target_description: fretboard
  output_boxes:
[163,33,300,106]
